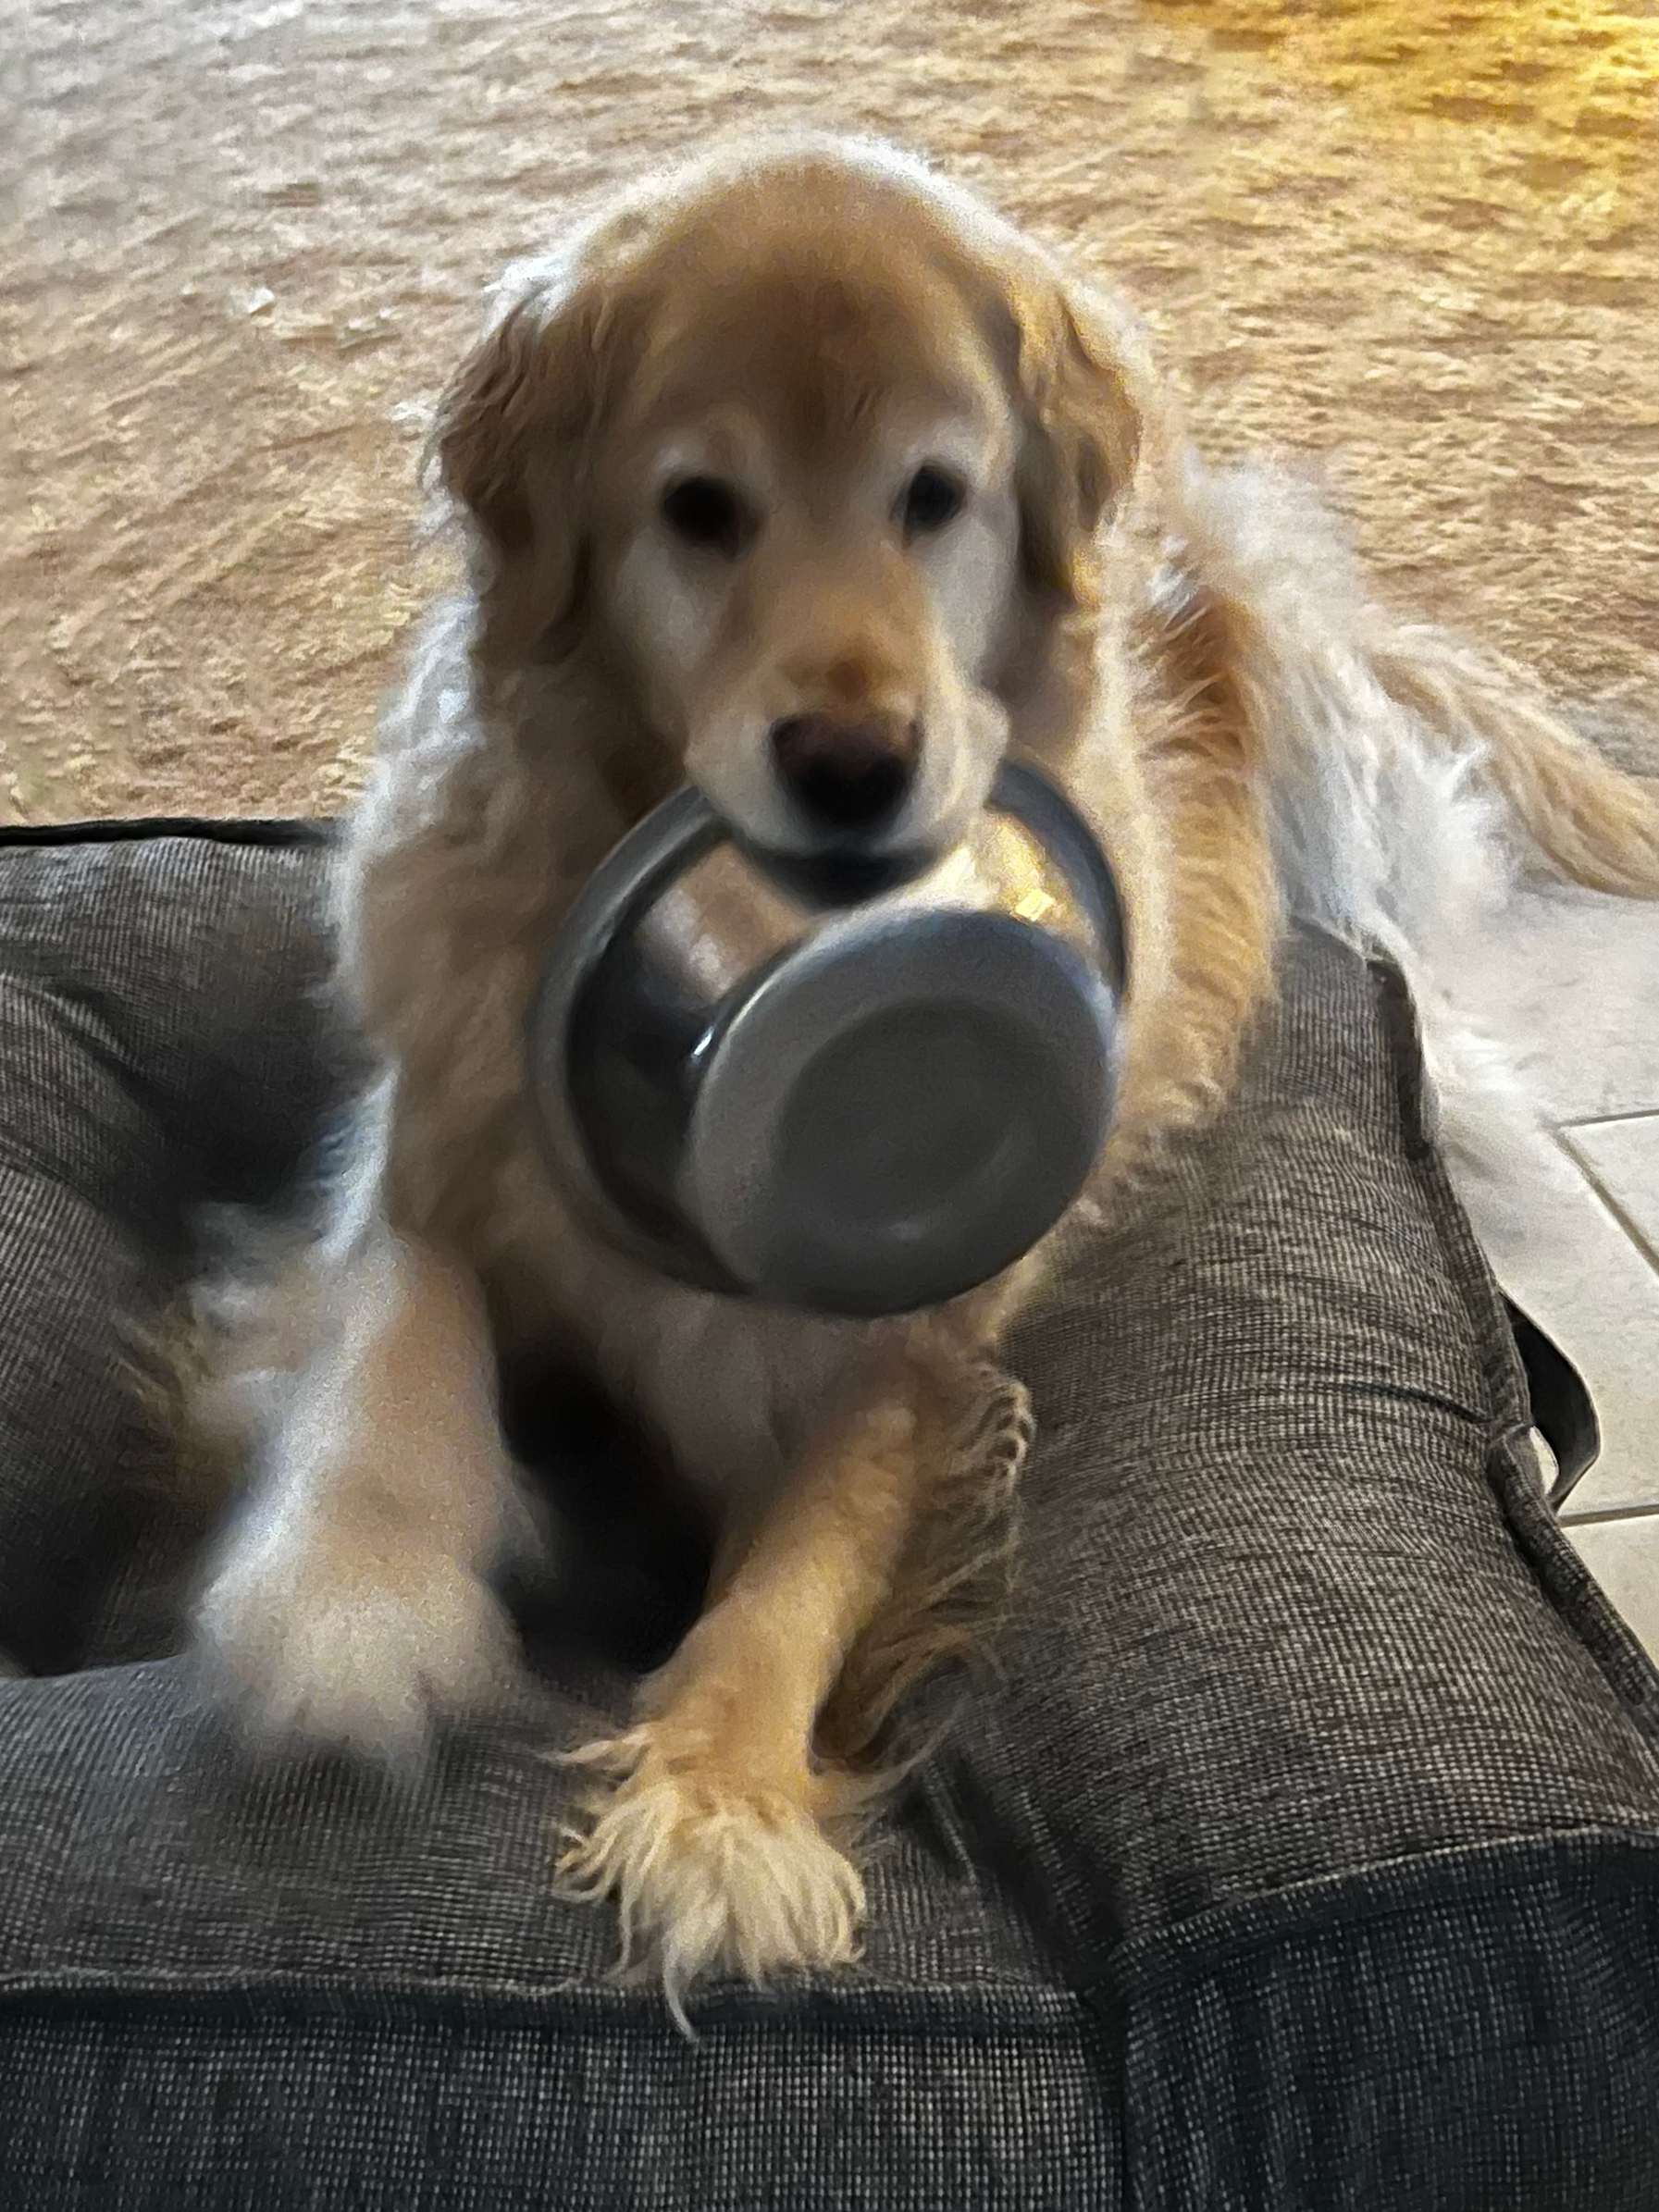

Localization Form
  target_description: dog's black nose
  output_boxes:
[770,712,918,836]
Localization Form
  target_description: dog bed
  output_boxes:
[1,817,1657,2210]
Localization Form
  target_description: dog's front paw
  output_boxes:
[550,1724,864,2033]
[196,1526,520,1765]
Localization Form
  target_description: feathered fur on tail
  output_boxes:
[1367,624,1659,901]
[1163,453,1659,1202]
[1167,455,1659,929]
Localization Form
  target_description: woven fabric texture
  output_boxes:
[0,822,1657,2209]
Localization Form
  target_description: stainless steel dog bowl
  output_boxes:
[525,760,1128,1316]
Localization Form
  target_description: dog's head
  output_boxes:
[435,135,1156,870]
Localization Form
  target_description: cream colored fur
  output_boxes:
[177,130,1659,2036]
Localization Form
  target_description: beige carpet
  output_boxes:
[3,0,1655,824]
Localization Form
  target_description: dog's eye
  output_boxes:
[660,476,749,557]
[900,464,966,538]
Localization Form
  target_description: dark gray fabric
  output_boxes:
[0,819,352,1674]
[1,820,1657,2208]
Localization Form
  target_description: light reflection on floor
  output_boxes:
[1143,0,1657,213]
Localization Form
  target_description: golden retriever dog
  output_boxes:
[181,130,1659,2032]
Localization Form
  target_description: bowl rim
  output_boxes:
[523,757,1129,1301]
[684,903,1122,1312]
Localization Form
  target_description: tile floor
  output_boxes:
[1446,884,1659,1657]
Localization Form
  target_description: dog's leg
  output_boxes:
[551,1353,945,2027]
[194,1226,521,1763]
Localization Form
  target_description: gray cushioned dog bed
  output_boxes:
[2,818,1658,2210]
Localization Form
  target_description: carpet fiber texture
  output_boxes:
[3,0,1655,822]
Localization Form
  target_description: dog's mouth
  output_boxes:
[732,840,941,908]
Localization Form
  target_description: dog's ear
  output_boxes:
[435,297,571,557]
[431,261,630,642]
[1009,277,1147,610]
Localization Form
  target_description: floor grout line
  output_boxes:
[1560,1503,1659,1529]
[1556,1106,1659,1132]
[1550,1125,1659,1278]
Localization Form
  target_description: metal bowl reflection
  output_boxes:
[525,760,1128,1315]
